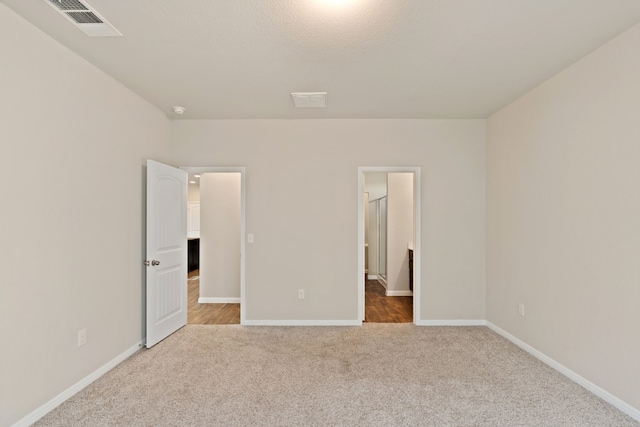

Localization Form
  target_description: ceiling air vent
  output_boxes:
[47,0,88,11]
[66,11,103,24]
[291,92,327,108]
[45,0,121,37]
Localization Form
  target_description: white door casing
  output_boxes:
[146,160,188,348]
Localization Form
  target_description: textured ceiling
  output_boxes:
[4,0,640,119]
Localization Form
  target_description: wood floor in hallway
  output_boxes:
[188,270,240,324]
[188,272,412,324]
[365,279,413,323]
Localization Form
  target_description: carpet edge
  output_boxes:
[486,321,640,423]
[11,341,143,427]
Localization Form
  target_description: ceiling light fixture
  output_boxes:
[172,106,186,115]
[194,174,200,178]
[189,181,196,184]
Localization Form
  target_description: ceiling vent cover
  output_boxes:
[291,92,327,108]
[48,0,88,11]
[67,11,103,24]
[45,0,121,37]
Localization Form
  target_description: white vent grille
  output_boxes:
[291,92,327,108]
[44,0,121,37]
[48,0,88,11]
[67,11,103,24]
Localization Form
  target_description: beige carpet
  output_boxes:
[35,325,638,426]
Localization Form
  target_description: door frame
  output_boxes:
[358,167,421,324]
[182,166,247,325]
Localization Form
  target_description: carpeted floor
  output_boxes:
[35,325,638,426]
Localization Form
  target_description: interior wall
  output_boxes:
[367,200,379,277]
[200,173,242,300]
[386,173,414,293]
[487,23,640,412]
[0,5,172,426]
[364,172,387,201]
[171,119,486,322]
[363,192,369,272]
[188,183,200,202]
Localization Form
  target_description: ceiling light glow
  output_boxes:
[310,0,360,11]
[321,0,354,7]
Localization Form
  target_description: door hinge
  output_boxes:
[144,260,150,266]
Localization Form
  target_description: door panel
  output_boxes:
[146,160,187,348]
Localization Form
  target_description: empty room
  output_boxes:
[1,1,639,426]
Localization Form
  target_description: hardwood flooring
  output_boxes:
[365,279,413,323]
[188,270,240,324]
[188,273,411,324]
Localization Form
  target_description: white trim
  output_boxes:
[415,319,487,326]
[181,167,246,325]
[198,297,241,304]
[11,342,142,427]
[367,274,378,280]
[486,322,640,422]
[242,320,362,326]
[385,290,413,297]
[358,167,421,325]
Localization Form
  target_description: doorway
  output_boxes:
[358,167,421,324]
[182,167,246,325]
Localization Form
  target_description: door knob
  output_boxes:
[151,260,160,266]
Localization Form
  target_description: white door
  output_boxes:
[146,160,187,348]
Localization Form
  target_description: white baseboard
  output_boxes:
[11,341,142,427]
[415,319,487,326]
[486,322,640,423]
[367,274,378,280]
[198,297,241,304]
[385,290,413,297]
[242,319,362,326]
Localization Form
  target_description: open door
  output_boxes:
[146,160,187,347]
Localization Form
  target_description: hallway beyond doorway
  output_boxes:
[365,279,412,323]
[188,270,240,324]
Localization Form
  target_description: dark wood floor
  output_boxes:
[188,272,412,324]
[188,270,240,324]
[365,279,413,323]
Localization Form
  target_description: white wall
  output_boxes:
[0,5,172,426]
[363,192,369,272]
[364,172,387,201]
[487,23,640,413]
[171,119,486,322]
[200,173,242,300]
[367,200,379,277]
[386,173,414,293]
[188,183,200,202]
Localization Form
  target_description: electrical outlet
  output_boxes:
[298,289,305,300]
[518,303,525,317]
[78,329,87,347]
